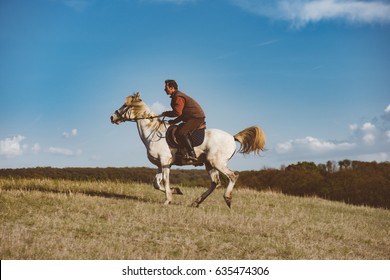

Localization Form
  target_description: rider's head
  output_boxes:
[165,79,178,90]
[164,80,177,95]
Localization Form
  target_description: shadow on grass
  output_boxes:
[2,184,161,204]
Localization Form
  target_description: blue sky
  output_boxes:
[1,0,389,170]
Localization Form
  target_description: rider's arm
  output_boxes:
[162,96,185,117]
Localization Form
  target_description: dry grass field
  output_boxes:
[1,178,389,259]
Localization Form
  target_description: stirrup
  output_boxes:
[184,151,197,161]
[185,155,197,161]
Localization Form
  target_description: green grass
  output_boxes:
[1,178,389,259]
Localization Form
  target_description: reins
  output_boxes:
[115,106,161,122]
[140,116,168,141]
[127,115,162,122]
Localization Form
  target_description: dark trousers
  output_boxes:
[176,117,205,143]
[176,118,205,156]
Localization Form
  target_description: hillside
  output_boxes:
[1,178,389,259]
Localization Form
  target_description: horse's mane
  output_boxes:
[126,93,166,130]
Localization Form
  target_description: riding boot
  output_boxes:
[182,134,197,161]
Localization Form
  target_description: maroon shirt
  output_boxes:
[164,90,205,123]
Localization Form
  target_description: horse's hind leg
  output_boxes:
[214,163,239,208]
[191,163,220,207]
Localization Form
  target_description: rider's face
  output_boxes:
[164,84,175,95]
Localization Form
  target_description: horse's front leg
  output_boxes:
[161,166,172,205]
[154,168,183,195]
[153,168,165,192]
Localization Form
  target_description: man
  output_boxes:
[162,79,206,161]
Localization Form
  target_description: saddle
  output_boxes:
[166,124,206,149]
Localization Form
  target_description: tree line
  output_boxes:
[1,160,389,209]
[239,160,390,209]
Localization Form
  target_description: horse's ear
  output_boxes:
[134,91,142,101]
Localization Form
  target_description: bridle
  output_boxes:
[115,104,168,141]
[115,105,163,122]
[115,104,165,125]
[114,104,131,122]
[114,104,168,139]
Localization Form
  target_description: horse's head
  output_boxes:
[110,92,143,125]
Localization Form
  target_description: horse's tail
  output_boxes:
[234,126,266,155]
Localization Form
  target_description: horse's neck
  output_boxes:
[134,103,166,146]
[136,118,166,146]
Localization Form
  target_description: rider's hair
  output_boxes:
[165,79,178,90]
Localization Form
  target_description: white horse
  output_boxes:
[110,92,266,207]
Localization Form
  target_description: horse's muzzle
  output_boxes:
[110,115,118,124]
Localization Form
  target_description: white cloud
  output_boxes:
[276,141,293,154]
[31,143,41,154]
[350,109,390,147]
[356,152,389,162]
[48,147,82,156]
[385,104,390,113]
[349,123,358,131]
[386,131,390,142]
[63,128,78,138]
[150,102,169,115]
[276,104,390,163]
[362,133,375,145]
[383,104,390,122]
[361,122,376,132]
[232,0,390,27]
[276,136,355,154]
[360,122,377,145]
[0,136,26,158]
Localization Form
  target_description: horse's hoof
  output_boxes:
[191,200,200,208]
[172,187,184,195]
[224,196,232,208]
[164,200,172,205]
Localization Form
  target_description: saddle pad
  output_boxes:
[166,125,206,148]
[191,128,206,147]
